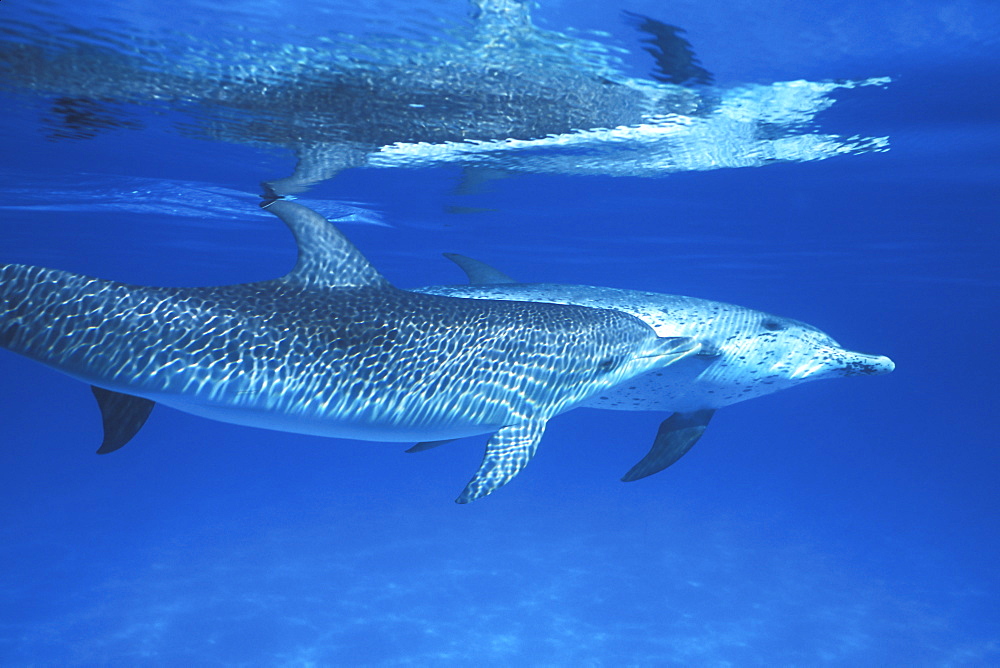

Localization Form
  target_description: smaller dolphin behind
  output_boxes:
[413,254,894,481]
[0,201,700,502]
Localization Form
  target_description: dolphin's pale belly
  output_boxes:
[57,365,509,443]
[150,393,504,442]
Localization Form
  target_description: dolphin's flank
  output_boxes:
[0,200,698,502]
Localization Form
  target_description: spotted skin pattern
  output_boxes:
[417,281,893,411]
[0,201,698,502]
[414,255,894,479]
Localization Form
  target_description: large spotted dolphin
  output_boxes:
[0,200,699,502]
[412,254,894,480]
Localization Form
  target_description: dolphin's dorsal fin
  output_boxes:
[623,11,714,86]
[470,0,534,46]
[91,386,156,454]
[263,199,389,290]
[263,143,369,198]
[443,252,517,285]
[621,408,715,482]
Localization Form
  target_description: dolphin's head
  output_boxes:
[692,311,894,404]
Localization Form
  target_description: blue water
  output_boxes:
[1,0,998,665]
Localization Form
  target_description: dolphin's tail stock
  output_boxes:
[0,263,158,453]
[0,263,36,352]
[0,263,137,381]
[1,264,82,357]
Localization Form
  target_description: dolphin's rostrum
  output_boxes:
[0,200,698,502]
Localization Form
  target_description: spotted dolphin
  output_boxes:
[0,201,699,502]
[412,254,894,480]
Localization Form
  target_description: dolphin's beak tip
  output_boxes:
[847,353,895,376]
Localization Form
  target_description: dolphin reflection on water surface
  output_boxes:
[0,0,889,195]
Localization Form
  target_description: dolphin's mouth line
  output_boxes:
[638,338,701,360]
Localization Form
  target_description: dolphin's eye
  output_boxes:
[597,356,622,373]
[762,319,785,331]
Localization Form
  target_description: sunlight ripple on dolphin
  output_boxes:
[0,200,699,502]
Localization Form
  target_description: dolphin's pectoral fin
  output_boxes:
[90,386,155,454]
[621,408,715,482]
[442,253,518,285]
[406,439,457,453]
[456,419,546,504]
